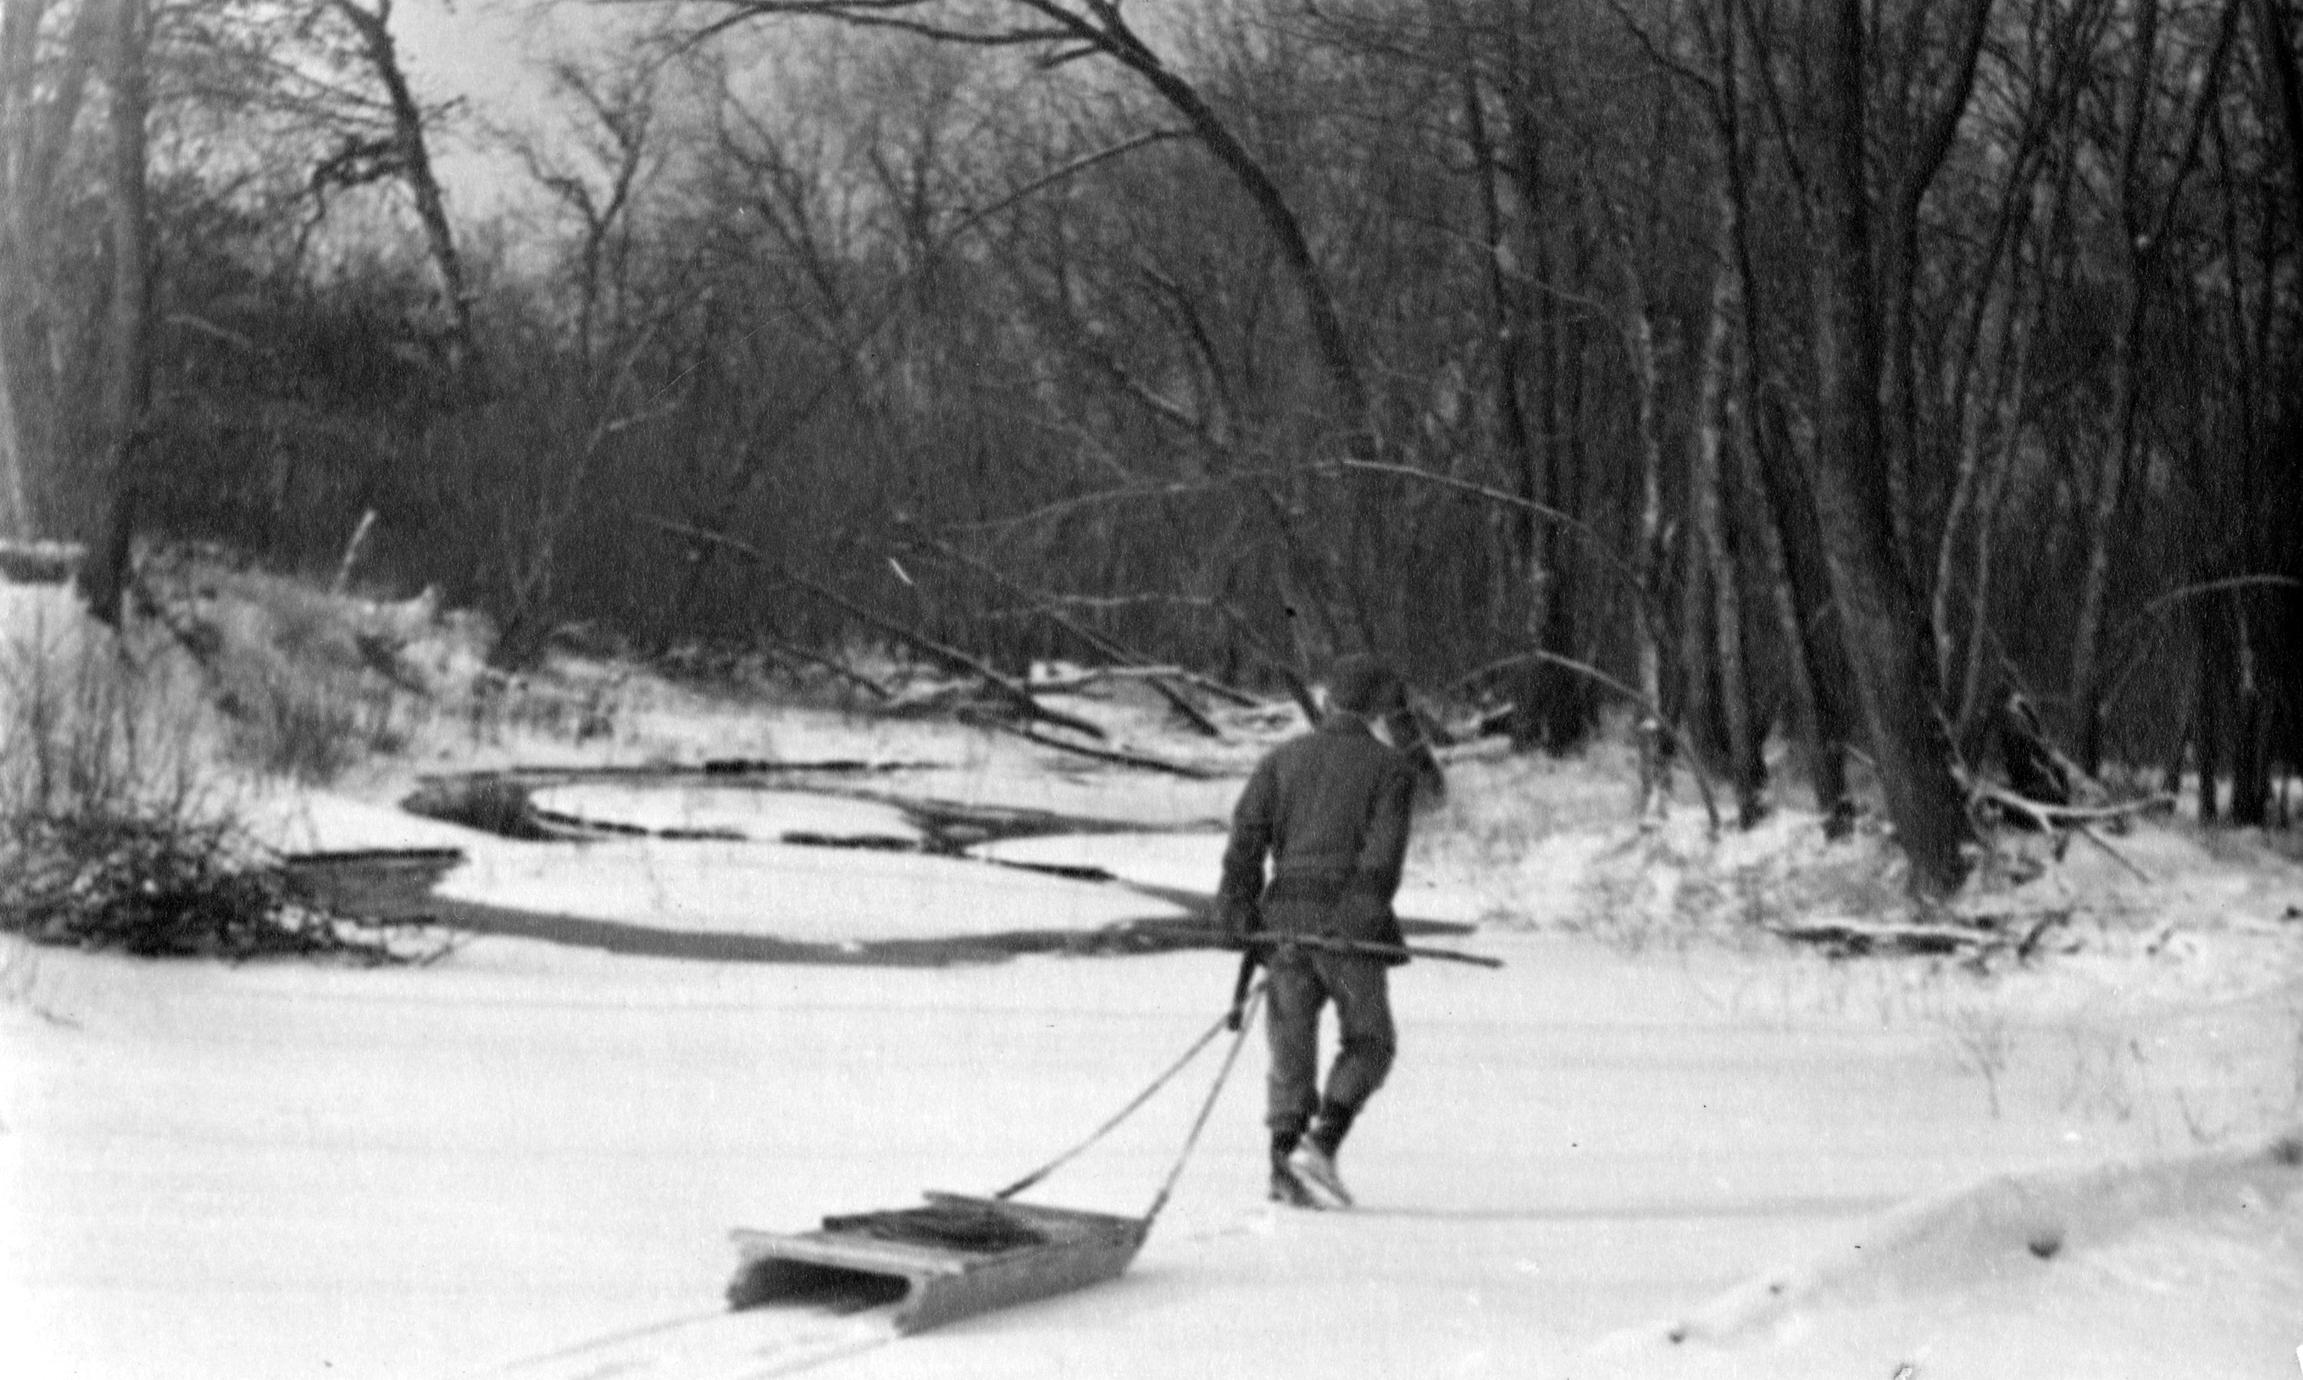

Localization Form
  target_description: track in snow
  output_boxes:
[491,1302,899,1380]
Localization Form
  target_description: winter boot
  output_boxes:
[1268,1130,1322,1209]
[1289,1101,1358,1207]
[1268,1163,1322,1208]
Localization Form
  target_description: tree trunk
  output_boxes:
[1625,292,1670,820]
[80,0,148,625]
[0,307,27,539]
[2196,601,2223,822]
[1873,0,1995,573]
[1706,6,1847,830]
[1690,183,1762,825]
[0,0,26,537]
[1804,0,1974,897]
[1460,52,1551,750]
[2230,613,2269,826]
[1750,385,1854,832]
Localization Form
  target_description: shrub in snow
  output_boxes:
[0,805,357,958]
[0,598,419,962]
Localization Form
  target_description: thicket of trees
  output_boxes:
[2,0,2298,888]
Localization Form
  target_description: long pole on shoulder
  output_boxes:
[1184,929,1505,969]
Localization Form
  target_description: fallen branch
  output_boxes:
[1768,918,1989,957]
[1970,781,2157,883]
[1971,781,2174,823]
[959,710,1218,778]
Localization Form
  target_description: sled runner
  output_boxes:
[726,1192,1149,1335]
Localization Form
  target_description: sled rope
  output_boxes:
[991,981,1267,1221]
[1140,981,1264,1230]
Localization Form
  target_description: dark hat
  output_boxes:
[1325,653,1402,716]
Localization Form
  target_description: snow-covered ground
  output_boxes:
[7,925,2296,1380]
[4,572,2301,1378]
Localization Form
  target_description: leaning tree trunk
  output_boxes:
[331,0,479,381]
[1804,0,1974,897]
[1750,383,1855,832]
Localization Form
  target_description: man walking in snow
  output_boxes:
[1217,653,1419,1209]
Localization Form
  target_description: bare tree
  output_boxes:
[664,0,1393,657]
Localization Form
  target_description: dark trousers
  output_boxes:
[1263,948,1396,1135]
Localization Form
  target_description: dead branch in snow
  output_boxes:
[1773,904,2078,964]
[1768,917,1989,957]
[1969,780,2161,883]
[1025,664,1227,736]
[1969,781,2175,823]
[959,712,1217,778]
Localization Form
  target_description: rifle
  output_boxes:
[1185,929,1504,970]
[1225,945,1260,1031]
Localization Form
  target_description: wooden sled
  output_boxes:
[727,1192,1148,1335]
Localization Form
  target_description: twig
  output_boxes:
[2012,909,2070,962]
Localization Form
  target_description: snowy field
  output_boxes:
[3,576,2302,1379]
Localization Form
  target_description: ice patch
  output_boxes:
[433,837,1185,943]
[527,782,921,845]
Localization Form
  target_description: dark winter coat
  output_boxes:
[1216,713,1417,956]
